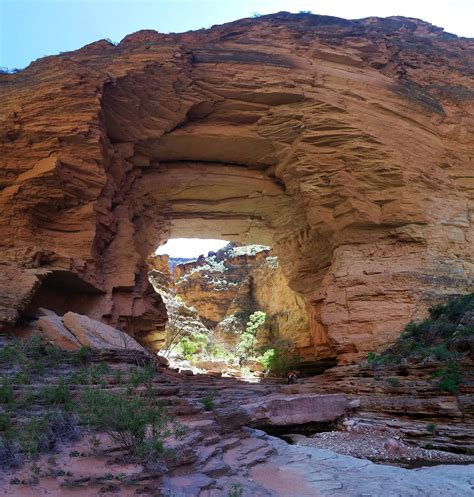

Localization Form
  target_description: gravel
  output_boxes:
[283,427,474,468]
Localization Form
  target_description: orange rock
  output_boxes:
[0,13,472,364]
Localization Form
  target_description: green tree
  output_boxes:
[236,311,266,360]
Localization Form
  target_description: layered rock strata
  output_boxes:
[1,13,473,362]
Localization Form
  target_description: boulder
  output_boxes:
[244,358,265,372]
[194,358,228,372]
[37,314,81,351]
[242,394,349,426]
[62,312,145,351]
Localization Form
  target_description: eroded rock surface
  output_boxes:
[1,13,473,362]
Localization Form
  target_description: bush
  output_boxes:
[207,343,234,363]
[0,413,12,433]
[200,392,215,411]
[429,294,474,322]
[433,363,463,394]
[179,337,199,359]
[0,378,15,405]
[178,332,208,360]
[0,437,22,468]
[19,409,81,456]
[426,422,437,433]
[258,347,300,376]
[79,389,173,465]
[40,381,72,407]
[387,378,401,387]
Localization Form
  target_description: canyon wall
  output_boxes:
[1,13,473,363]
[153,244,310,353]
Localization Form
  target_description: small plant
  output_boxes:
[73,346,94,365]
[174,423,188,440]
[90,434,101,449]
[40,381,72,407]
[426,422,437,433]
[0,413,12,433]
[367,352,383,365]
[0,437,22,468]
[129,363,155,392]
[387,378,401,387]
[200,392,215,411]
[0,378,15,405]
[228,483,244,497]
[257,347,300,376]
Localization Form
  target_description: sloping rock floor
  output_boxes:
[1,354,473,496]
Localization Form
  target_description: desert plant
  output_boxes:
[200,392,215,411]
[0,378,15,405]
[433,363,464,394]
[259,348,300,376]
[426,422,438,433]
[40,381,72,407]
[19,409,81,456]
[79,389,173,465]
[429,294,474,322]
[228,483,244,497]
[0,437,22,468]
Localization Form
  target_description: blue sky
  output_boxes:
[1,1,473,69]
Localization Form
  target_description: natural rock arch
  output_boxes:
[1,13,472,363]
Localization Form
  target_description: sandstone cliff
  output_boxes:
[1,13,473,362]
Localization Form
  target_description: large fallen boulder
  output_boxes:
[37,314,81,351]
[37,309,146,353]
[63,312,145,351]
[242,394,349,426]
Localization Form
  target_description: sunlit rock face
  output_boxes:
[0,13,473,362]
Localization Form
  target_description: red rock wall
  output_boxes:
[1,14,473,362]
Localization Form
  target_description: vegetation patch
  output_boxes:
[0,337,184,471]
[366,294,473,394]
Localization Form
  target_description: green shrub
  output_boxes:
[0,378,15,405]
[433,363,463,394]
[200,392,215,411]
[228,483,243,497]
[19,409,80,456]
[426,422,437,433]
[387,378,401,387]
[207,343,234,363]
[0,437,22,468]
[40,381,72,407]
[258,348,300,376]
[367,352,384,365]
[0,413,12,433]
[179,337,199,360]
[73,346,94,364]
[429,294,474,322]
[79,389,173,465]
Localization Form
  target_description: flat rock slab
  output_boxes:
[252,430,474,497]
[243,393,349,426]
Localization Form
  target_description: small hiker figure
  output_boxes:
[287,370,298,384]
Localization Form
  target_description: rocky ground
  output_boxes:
[0,341,473,497]
[284,428,474,468]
